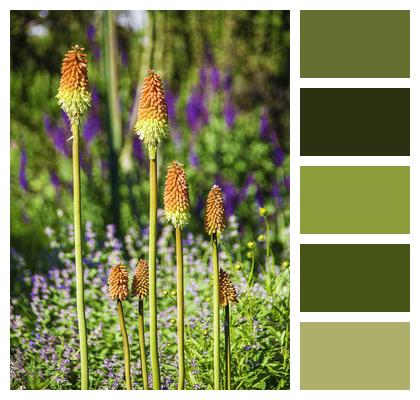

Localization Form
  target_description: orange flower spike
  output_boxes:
[108,264,129,302]
[57,45,91,125]
[131,259,149,299]
[219,268,238,307]
[164,161,191,229]
[134,69,169,159]
[205,185,226,235]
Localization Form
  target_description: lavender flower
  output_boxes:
[223,98,236,129]
[19,148,29,191]
[260,109,270,140]
[210,66,221,91]
[44,115,70,157]
[186,87,208,134]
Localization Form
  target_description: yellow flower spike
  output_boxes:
[205,185,226,235]
[163,161,191,229]
[108,264,129,301]
[57,45,91,126]
[131,259,149,299]
[134,69,169,159]
[219,268,238,307]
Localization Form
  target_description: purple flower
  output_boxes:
[238,174,255,203]
[189,148,199,168]
[272,182,282,206]
[223,74,233,92]
[216,176,238,217]
[120,48,128,67]
[186,88,208,134]
[44,115,70,157]
[256,186,265,208]
[260,109,270,140]
[223,99,236,129]
[284,175,290,192]
[165,85,177,124]
[19,148,29,191]
[199,67,207,89]
[83,113,101,144]
[87,24,96,42]
[273,146,284,166]
[133,137,144,163]
[49,171,60,190]
[210,66,221,91]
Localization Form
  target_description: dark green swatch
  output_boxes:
[300,166,410,233]
[301,322,410,389]
[300,244,410,312]
[301,10,410,77]
[300,88,410,156]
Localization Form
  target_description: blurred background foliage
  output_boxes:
[10,10,289,280]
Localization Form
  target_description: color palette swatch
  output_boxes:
[300,10,410,78]
[300,244,410,312]
[300,166,410,234]
[299,10,410,390]
[300,88,410,156]
[300,323,410,389]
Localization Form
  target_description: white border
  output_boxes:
[2,1,420,399]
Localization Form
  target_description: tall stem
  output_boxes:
[224,304,231,390]
[103,10,122,234]
[117,300,132,390]
[138,299,149,390]
[212,233,220,390]
[175,227,185,389]
[71,122,89,390]
[149,156,160,389]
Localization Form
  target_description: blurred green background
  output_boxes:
[10,10,290,278]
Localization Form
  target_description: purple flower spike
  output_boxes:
[83,113,101,144]
[50,171,61,190]
[164,85,177,124]
[189,147,199,168]
[133,137,144,163]
[223,74,233,92]
[87,24,96,42]
[273,146,285,166]
[186,88,208,134]
[260,109,270,140]
[210,66,221,91]
[19,148,29,191]
[223,99,236,129]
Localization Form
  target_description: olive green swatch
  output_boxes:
[300,244,410,312]
[300,10,410,78]
[300,166,410,233]
[300,88,410,156]
[301,322,410,389]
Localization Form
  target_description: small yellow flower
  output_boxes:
[257,234,265,242]
[170,289,176,296]
[282,260,290,268]
[234,262,242,271]
[247,241,256,249]
[246,251,253,259]
[259,207,267,216]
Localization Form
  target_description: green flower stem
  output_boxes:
[211,233,220,390]
[175,227,185,389]
[117,300,132,390]
[149,156,161,389]
[224,304,231,390]
[71,122,89,390]
[138,299,149,390]
[247,252,255,286]
[264,216,274,275]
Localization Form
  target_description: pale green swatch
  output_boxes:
[300,166,410,233]
[301,322,410,390]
